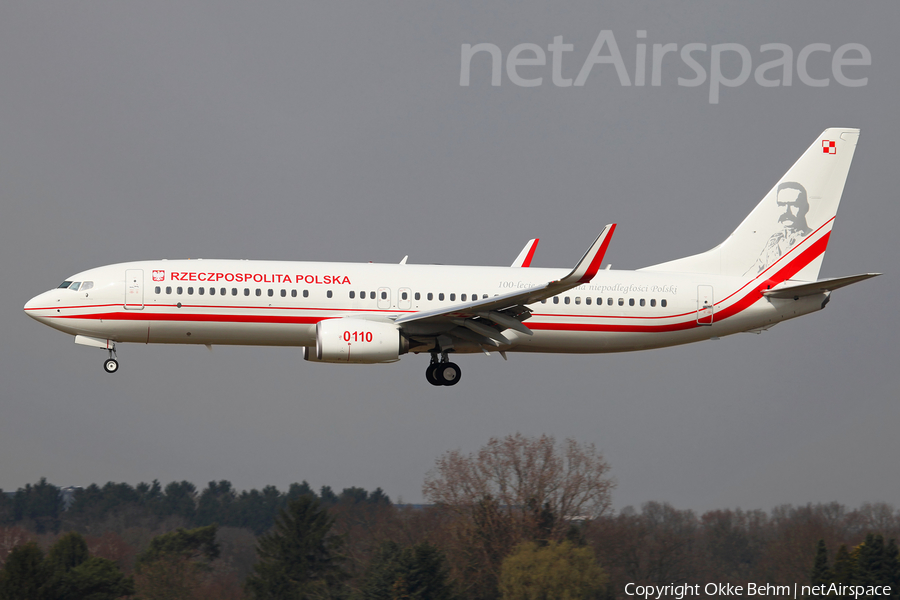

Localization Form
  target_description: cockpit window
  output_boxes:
[58,281,73,289]
[81,281,93,291]
[69,282,81,291]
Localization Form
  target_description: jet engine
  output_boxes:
[304,318,408,364]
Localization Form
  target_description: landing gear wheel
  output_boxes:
[436,362,461,386]
[425,364,441,386]
[104,358,119,374]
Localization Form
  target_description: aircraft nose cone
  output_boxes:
[24,291,53,321]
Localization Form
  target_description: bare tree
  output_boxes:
[424,433,615,529]
[422,433,615,599]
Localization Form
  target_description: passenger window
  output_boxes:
[661,299,667,307]
[280,289,286,297]
[198,287,205,295]
[553,297,559,304]
[415,292,421,300]
[575,297,581,305]
[461,294,467,301]
[233,288,238,296]
[210,287,215,295]
[483,294,489,299]
[220,288,226,296]
[70,282,81,291]
[291,290,297,298]
[155,286,161,294]
[327,290,333,299]
[187,287,194,295]
[244,288,250,296]
[303,290,309,298]
[381,291,387,300]
[640,299,645,307]
[564,297,570,305]
[350,291,355,299]
[256,289,261,296]
[607,297,613,306]
[427,293,433,301]
[81,281,93,291]
[541,299,546,304]
[450,293,456,301]
[629,298,635,306]
[360,291,366,299]
[177,287,183,295]
[267,289,274,297]
[166,286,172,294]
[597,297,602,305]
[439,293,445,301]
[401,291,408,300]
[650,299,656,307]
[618,298,624,306]
[586,297,591,305]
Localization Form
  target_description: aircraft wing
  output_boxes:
[762,273,881,299]
[394,225,615,346]
[511,239,539,267]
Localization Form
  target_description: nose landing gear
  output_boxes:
[426,352,461,386]
[103,345,119,374]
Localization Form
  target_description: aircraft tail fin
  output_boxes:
[642,128,860,282]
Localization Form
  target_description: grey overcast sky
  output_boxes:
[1,1,896,511]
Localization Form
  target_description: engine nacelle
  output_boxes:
[306,318,408,364]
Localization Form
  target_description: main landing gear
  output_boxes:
[426,353,461,387]
[103,345,119,374]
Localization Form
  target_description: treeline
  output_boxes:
[588,501,900,595]
[1,435,898,599]
[0,477,390,536]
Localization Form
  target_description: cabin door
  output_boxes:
[124,269,144,310]
[697,285,713,325]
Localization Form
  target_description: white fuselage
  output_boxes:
[23,259,826,355]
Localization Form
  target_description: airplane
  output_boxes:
[24,128,879,386]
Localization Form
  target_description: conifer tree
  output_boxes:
[244,496,348,599]
[810,540,832,586]
[833,544,855,585]
[884,539,900,600]
[0,542,44,600]
[360,541,456,600]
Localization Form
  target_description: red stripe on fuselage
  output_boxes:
[533,230,831,334]
[41,226,832,335]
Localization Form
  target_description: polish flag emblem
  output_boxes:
[822,140,837,154]
[152,270,165,281]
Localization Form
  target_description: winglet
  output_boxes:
[511,239,540,267]
[557,224,616,285]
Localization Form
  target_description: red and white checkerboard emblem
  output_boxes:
[822,140,836,154]
[152,270,165,282]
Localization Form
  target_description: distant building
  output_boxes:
[59,486,83,510]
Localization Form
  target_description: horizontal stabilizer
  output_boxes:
[762,273,881,299]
